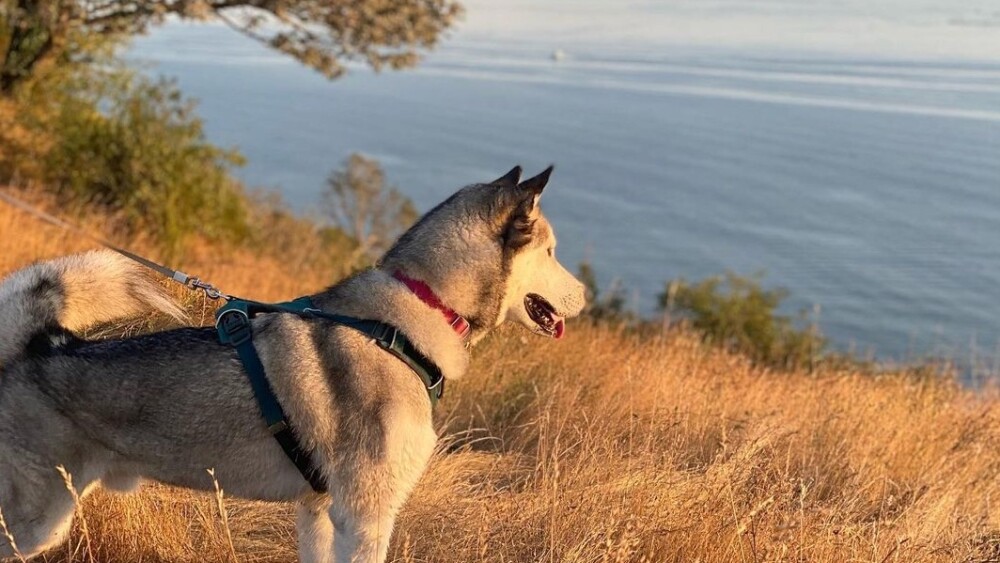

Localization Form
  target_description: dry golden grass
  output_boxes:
[0,189,339,304]
[3,195,1000,562]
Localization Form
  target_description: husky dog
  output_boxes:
[0,166,585,563]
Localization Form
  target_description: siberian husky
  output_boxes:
[0,166,585,562]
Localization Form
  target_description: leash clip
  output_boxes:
[0,188,236,302]
[188,277,229,301]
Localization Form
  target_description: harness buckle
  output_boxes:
[267,420,289,435]
[370,323,399,350]
[427,372,444,392]
[217,309,252,346]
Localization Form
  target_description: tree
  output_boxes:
[323,153,417,270]
[0,0,462,93]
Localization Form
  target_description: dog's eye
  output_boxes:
[547,247,555,257]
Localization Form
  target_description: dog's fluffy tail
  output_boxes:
[0,250,186,366]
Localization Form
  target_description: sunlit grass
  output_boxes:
[3,195,1000,562]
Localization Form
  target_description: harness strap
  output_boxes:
[215,297,446,493]
[239,298,445,404]
[217,302,328,493]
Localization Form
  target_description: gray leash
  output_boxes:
[0,189,231,301]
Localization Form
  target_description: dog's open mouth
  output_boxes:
[525,293,565,339]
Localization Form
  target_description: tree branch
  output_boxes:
[2,0,460,93]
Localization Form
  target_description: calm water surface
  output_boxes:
[130,10,1000,367]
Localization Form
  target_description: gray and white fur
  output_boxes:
[0,166,585,563]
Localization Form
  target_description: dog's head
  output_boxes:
[380,165,586,343]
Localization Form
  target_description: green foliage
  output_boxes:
[50,77,247,256]
[578,260,634,324]
[0,0,453,265]
[1,0,461,94]
[660,272,824,370]
[0,0,56,92]
[0,27,249,258]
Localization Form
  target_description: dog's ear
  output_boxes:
[499,165,552,249]
[509,164,553,229]
[492,165,523,187]
[504,168,551,249]
[518,165,553,196]
[504,196,537,250]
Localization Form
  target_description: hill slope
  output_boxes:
[1,197,999,562]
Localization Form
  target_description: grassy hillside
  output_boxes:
[2,195,1000,563]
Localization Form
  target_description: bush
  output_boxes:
[577,260,634,324]
[0,35,248,258]
[660,272,824,370]
[47,77,248,256]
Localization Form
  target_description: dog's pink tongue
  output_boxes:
[554,318,566,340]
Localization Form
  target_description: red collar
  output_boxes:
[393,271,471,338]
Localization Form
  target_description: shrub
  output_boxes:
[0,34,248,258]
[577,260,634,324]
[46,76,248,256]
[660,272,824,370]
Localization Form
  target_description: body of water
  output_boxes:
[130,1,1000,365]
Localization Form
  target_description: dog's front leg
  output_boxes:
[329,501,399,563]
[296,495,334,563]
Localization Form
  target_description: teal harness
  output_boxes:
[0,188,447,494]
[215,297,445,493]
